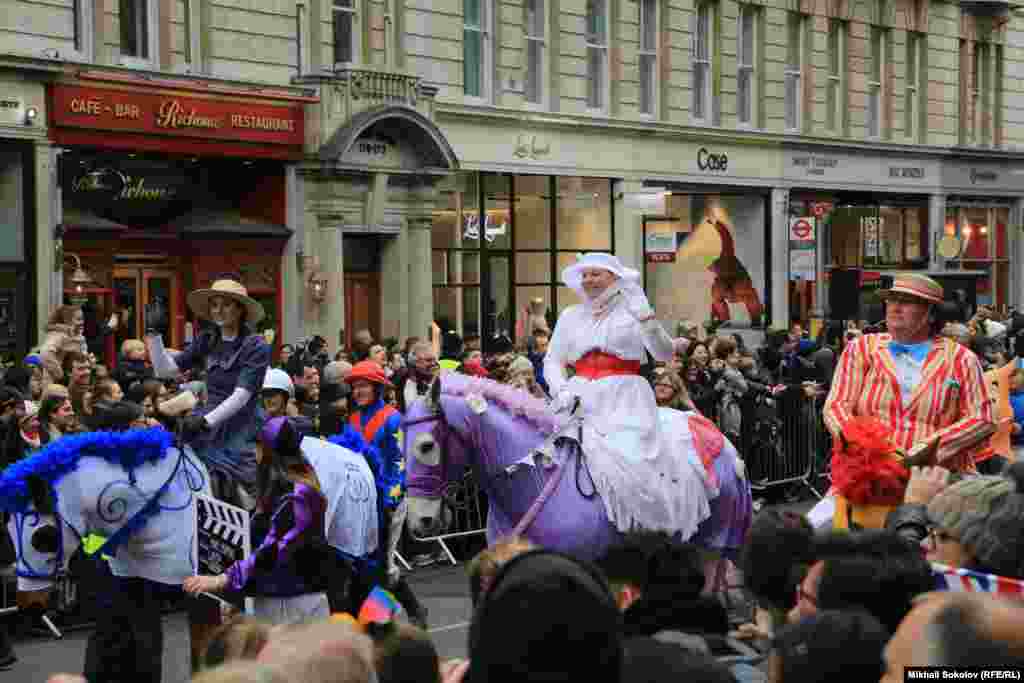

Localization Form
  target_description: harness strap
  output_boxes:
[511,452,568,537]
[350,405,399,444]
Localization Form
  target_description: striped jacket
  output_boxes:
[823,334,995,468]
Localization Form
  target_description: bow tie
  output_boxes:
[889,341,931,363]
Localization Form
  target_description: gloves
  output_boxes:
[624,289,655,322]
[181,415,210,442]
[144,300,167,335]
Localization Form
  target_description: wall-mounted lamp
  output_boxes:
[64,253,95,304]
[24,107,38,126]
[308,273,328,304]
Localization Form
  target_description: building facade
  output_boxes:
[2,0,1022,356]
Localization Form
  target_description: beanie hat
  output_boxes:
[929,462,1024,578]
[772,610,888,682]
[468,549,622,683]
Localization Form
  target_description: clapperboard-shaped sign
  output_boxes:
[193,493,251,578]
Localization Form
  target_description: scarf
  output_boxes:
[584,280,628,320]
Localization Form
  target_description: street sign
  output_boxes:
[790,218,814,241]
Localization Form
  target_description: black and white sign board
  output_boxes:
[193,493,250,578]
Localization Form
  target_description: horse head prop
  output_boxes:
[402,373,619,560]
[0,428,210,591]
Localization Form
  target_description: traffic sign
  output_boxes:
[790,218,814,241]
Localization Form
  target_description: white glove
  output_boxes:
[624,289,655,322]
[550,391,581,416]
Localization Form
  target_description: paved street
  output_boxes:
[7,563,474,683]
[8,499,816,682]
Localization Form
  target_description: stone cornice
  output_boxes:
[435,102,1024,162]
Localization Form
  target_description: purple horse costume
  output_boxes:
[403,373,751,561]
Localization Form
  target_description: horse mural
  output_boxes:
[403,373,752,562]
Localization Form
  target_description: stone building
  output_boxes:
[1,0,1022,359]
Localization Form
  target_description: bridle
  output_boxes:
[401,408,469,499]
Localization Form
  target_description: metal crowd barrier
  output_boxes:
[739,391,829,499]
[407,471,488,566]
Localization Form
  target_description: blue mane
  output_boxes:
[0,428,174,515]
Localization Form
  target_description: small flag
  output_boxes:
[358,586,406,626]
[931,563,1024,598]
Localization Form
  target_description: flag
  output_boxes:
[931,562,1024,598]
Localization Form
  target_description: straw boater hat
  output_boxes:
[878,273,944,306]
[561,253,640,297]
[187,278,265,326]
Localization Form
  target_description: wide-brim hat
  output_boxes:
[345,360,393,388]
[561,253,640,295]
[187,278,265,325]
[878,273,944,306]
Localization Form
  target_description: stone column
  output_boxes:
[612,179,646,272]
[281,165,305,349]
[929,194,946,273]
[379,226,409,340]
[316,221,346,352]
[407,216,433,342]
[34,141,56,344]
[770,188,791,330]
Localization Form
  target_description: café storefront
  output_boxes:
[48,73,312,364]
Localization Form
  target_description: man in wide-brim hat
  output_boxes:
[823,273,995,529]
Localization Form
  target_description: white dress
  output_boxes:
[544,292,712,537]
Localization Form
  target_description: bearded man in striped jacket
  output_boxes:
[823,274,995,529]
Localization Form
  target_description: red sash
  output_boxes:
[350,404,399,444]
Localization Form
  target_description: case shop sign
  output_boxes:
[52,84,304,146]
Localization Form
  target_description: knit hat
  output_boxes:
[771,610,888,682]
[928,462,1024,578]
[468,549,622,683]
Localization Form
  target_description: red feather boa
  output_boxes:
[831,416,910,505]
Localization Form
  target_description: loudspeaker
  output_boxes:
[829,268,861,320]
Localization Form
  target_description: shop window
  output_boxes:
[692,3,715,123]
[826,19,847,133]
[784,12,805,132]
[524,0,547,106]
[638,0,659,116]
[585,0,610,112]
[867,26,888,138]
[333,0,359,66]
[432,173,614,342]
[828,204,928,268]
[944,205,1011,308]
[464,0,492,99]
[557,177,612,250]
[736,4,759,127]
[119,0,158,67]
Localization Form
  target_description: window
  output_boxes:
[826,19,846,133]
[784,13,804,131]
[638,0,658,116]
[692,3,713,122]
[119,0,157,65]
[867,26,887,137]
[736,5,757,126]
[904,32,923,140]
[297,1,311,75]
[970,42,991,145]
[71,0,94,61]
[525,0,545,105]
[585,0,609,111]
[333,0,358,66]
[464,0,490,98]
[944,205,1011,308]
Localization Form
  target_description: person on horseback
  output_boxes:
[543,253,703,537]
[144,276,271,509]
[345,360,426,627]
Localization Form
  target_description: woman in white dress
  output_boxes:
[544,253,712,538]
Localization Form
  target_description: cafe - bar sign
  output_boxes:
[51,84,304,147]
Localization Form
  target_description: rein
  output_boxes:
[402,402,579,537]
